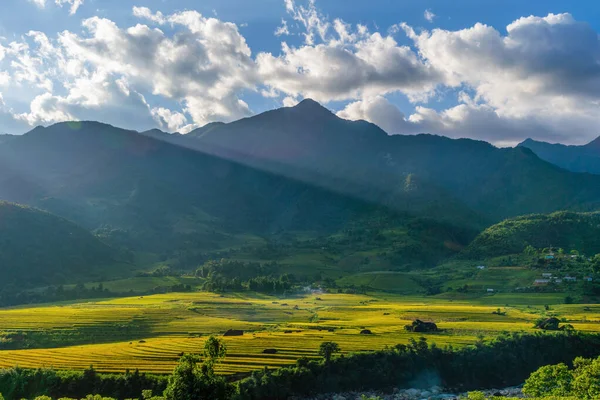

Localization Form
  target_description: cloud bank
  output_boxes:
[3,1,600,145]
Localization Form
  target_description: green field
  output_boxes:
[1,291,599,375]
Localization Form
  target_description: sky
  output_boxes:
[1,0,600,145]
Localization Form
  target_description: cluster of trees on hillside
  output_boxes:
[463,211,600,259]
[3,332,600,400]
[0,281,194,308]
[0,284,114,307]
[196,259,294,294]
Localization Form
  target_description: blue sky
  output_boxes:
[1,0,600,145]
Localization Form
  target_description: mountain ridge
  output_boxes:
[518,136,600,174]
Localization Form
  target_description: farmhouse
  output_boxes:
[533,279,550,285]
[542,273,552,278]
[476,265,486,270]
[564,276,577,282]
[545,255,555,260]
[584,276,593,282]
[486,288,494,292]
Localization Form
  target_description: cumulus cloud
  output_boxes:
[257,0,440,103]
[151,107,188,132]
[0,6,257,132]
[5,0,600,144]
[337,94,582,145]
[337,96,413,133]
[396,13,600,143]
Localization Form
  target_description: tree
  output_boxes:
[203,336,227,364]
[319,341,340,363]
[523,363,573,397]
[571,356,600,399]
[163,354,232,400]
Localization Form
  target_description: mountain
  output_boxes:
[0,201,121,289]
[462,211,600,258]
[0,134,14,144]
[0,120,439,255]
[181,99,600,220]
[3,100,600,284]
[518,137,600,174]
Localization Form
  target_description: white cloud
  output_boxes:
[275,19,290,36]
[151,107,188,132]
[424,9,435,23]
[55,0,84,15]
[28,0,46,8]
[0,7,257,132]
[282,96,299,107]
[398,13,600,143]
[337,94,579,145]
[4,0,600,144]
[256,1,440,103]
[337,96,412,133]
[0,71,9,86]
[28,0,84,14]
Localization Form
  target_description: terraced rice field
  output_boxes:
[1,292,599,374]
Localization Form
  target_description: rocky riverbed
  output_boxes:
[293,385,524,399]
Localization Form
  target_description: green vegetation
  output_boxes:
[235,332,600,399]
[318,341,340,362]
[0,202,124,293]
[463,211,600,258]
[1,291,599,374]
[5,103,600,399]
[523,356,600,399]
[3,333,600,400]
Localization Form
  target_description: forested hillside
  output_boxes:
[463,211,600,258]
[0,201,122,289]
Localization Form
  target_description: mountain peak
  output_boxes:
[292,98,333,115]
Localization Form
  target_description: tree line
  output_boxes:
[2,332,600,400]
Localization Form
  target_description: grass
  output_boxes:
[1,291,599,375]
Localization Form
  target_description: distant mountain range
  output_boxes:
[3,99,600,289]
[519,137,600,175]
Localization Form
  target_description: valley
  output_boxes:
[1,101,600,399]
